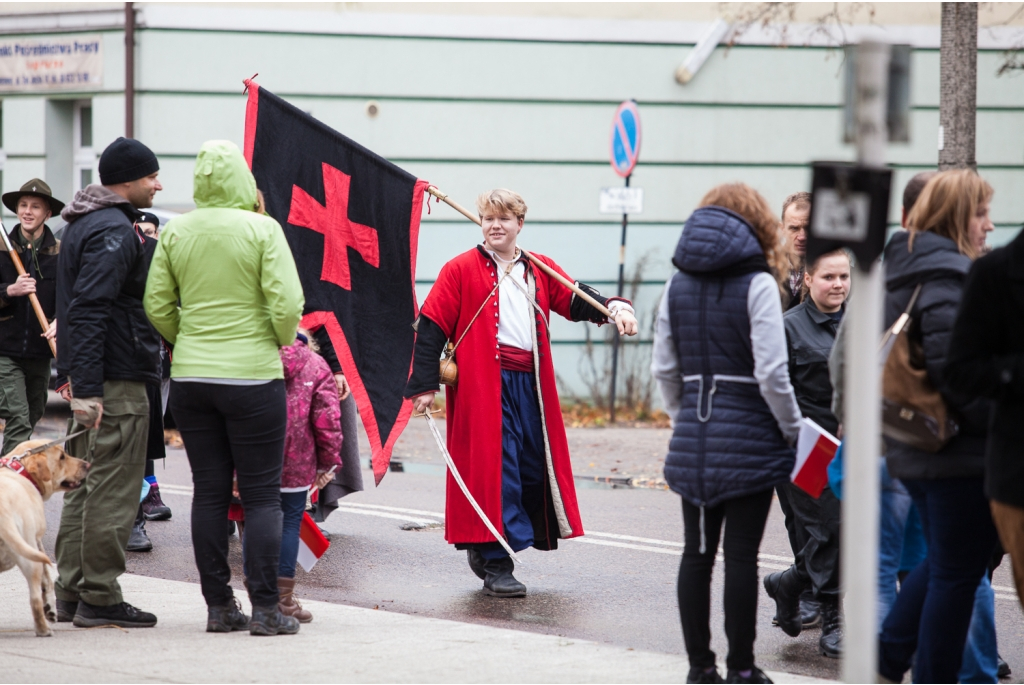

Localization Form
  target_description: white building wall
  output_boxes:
[1,3,1022,402]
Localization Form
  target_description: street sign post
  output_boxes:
[829,41,893,684]
[607,100,641,423]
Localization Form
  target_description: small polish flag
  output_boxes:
[296,512,330,572]
[791,418,840,498]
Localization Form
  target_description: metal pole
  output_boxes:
[125,2,135,138]
[608,173,630,423]
[841,40,889,685]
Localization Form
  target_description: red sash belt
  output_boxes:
[499,344,534,373]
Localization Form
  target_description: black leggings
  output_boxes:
[170,380,286,608]
[678,489,774,672]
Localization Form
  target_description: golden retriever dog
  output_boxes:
[0,439,89,636]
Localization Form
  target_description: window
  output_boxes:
[73,100,93,192]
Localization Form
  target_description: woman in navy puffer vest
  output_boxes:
[653,184,801,685]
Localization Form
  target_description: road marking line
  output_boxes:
[342,502,446,519]
[586,531,681,547]
[572,537,681,555]
[336,506,438,526]
[153,488,804,570]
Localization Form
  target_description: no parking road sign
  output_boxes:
[609,100,641,178]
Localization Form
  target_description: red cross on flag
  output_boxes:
[243,80,428,484]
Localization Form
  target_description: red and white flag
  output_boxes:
[297,512,330,572]
[791,418,840,498]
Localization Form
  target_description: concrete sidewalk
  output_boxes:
[0,572,828,683]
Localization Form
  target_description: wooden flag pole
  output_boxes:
[0,228,56,357]
[425,186,613,319]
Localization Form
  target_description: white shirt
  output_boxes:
[488,247,636,353]
[489,251,534,351]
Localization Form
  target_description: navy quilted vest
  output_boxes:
[663,206,794,507]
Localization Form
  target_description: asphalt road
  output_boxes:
[33,406,1024,683]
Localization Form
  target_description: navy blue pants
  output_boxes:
[878,476,999,684]
[477,369,547,561]
[278,491,308,578]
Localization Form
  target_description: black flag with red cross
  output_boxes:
[243,80,427,485]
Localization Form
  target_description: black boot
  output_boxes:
[798,590,821,628]
[126,504,153,552]
[482,556,527,597]
[819,596,842,658]
[763,567,802,637]
[207,598,250,633]
[724,666,773,683]
[686,666,725,683]
[467,549,486,580]
[142,483,172,521]
[249,605,300,636]
[56,599,78,623]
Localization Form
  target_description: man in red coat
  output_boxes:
[406,189,638,596]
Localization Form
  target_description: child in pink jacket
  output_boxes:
[277,331,342,622]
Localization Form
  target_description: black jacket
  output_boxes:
[784,298,842,436]
[882,230,990,480]
[0,225,58,359]
[55,188,161,398]
[946,230,1024,508]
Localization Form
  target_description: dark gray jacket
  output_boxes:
[883,230,990,480]
[784,299,843,436]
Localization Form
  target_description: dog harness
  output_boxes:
[0,455,43,496]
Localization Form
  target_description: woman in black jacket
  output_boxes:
[945,229,1024,614]
[770,250,849,658]
[876,169,999,684]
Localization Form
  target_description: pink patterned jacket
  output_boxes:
[280,340,342,489]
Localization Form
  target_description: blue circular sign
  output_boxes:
[609,100,641,178]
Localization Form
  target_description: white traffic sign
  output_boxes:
[811,188,869,241]
[599,187,644,215]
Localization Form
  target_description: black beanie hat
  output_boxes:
[99,137,159,185]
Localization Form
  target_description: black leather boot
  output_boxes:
[207,598,250,633]
[798,590,821,628]
[126,504,153,552]
[763,567,803,637]
[819,596,842,658]
[467,549,486,580]
[482,556,526,597]
[249,605,300,636]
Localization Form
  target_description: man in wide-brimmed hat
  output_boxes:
[0,178,64,454]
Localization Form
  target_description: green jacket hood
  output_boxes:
[193,140,258,210]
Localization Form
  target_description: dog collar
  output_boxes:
[0,455,43,496]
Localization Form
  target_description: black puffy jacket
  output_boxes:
[0,224,59,359]
[55,186,160,398]
[784,299,843,436]
[882,230,990,480]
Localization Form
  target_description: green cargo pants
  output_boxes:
[55,380,149,607]
[0,355,52,455]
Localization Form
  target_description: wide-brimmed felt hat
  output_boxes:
[2,178,65,216]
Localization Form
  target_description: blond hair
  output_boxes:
[906,169,993,260]
[476,188,528,221]
[699,183,789,286]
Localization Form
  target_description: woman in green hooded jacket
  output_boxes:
[144,140,304,636]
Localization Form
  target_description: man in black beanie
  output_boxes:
[53,137,164,629]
